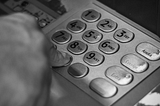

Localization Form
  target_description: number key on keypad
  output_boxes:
[67,20,86,33]
[99,39,119,54]
[52,30,72,44]
[68,40,87,55]
[82,30,103,44]
[84,51,104,66]
[114,28,134,43]
[82,9,101,22]
[97,19,117,32]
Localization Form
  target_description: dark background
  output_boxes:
[98,0,160,37]
[0,0,160,37]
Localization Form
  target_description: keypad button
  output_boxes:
[67,40,87,55]
[51,30,72,44]
[82,30,103,44]
[106,66,133,85]
[114,28,134,43]
[84,51,104,66]
[99,39,119,54]
[81,9,101,22]
[68,63,89,78]
[136,42,160,61]
[97,19,117,32]
[90,78,117,98]
[38,19,48,28]
[121,54,148,73]
[67,20,86,33]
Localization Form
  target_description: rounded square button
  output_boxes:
[83,51,104,66]
[136,42,160,61]
[82,30,103,44]
[68,63,89,78]
[67,40,87,55]
[99,39,119,54]
[81,9,101,22]
[90,78,117,98]
[114,28,134,43]
[67,20,86,33]
[97,19,117,32]
[106,66,133,85]
[121,54,148,73]
[51,30,72,44]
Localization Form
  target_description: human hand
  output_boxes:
[0,13,71,106]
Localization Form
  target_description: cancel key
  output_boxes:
[136,42,160,61]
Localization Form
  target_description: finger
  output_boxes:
[1,13,38,28]
[49,46,72,68]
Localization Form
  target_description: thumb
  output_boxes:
[49,46,72,68]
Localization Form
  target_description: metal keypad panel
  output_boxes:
[50,2,160,106]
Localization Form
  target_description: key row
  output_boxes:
[68,63,133,85]
[52,28,134,45]
[69,52,149,73]
[67,19,118,33]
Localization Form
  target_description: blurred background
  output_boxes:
[0,0,159,37]
[99,0,160,37]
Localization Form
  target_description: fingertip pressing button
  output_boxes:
[51,50,73,68]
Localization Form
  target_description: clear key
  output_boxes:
[121,54,148,73]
